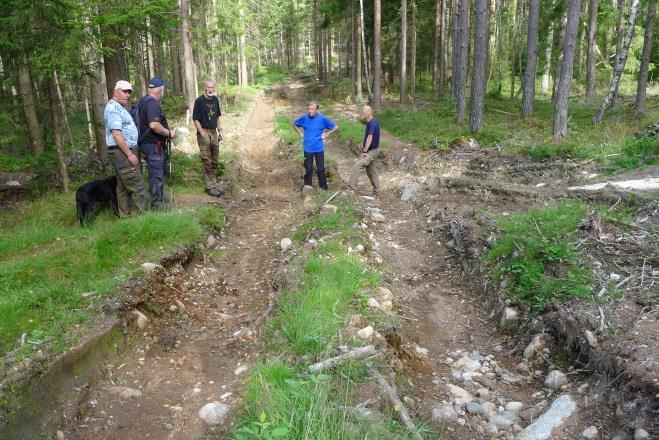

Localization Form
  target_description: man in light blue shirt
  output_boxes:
[292,101,338,190]
[104,80,145,217]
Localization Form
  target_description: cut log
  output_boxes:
[369,368,423,440]
[308,345,378,373]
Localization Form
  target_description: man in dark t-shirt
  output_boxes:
[138,76,176,209]
[192,79,223,197]
[348,105,381,196]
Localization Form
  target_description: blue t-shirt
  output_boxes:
[363,118,380,151]
[293,113,336,153]
[104,99,138,148]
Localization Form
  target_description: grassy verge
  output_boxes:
[233,202,429,439]
[485,202,594,312]
[0,194,224,358]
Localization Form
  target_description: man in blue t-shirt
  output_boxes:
[349,105,381,196]
[292,101,338,190]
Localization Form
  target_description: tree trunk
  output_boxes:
[510,0,521,99]
[433,0,441,93]
[611,0,625,106]
[574,1,586,81]
[53,71,75,152]
[469,0,488,131]
[454,0,469,123]
[169,28,183,93]
[439,0,447,97]
[18,57,43,155]
[633,0,656,114]
[88,48,108,162]
[49,72,70,193]
[410,1,417,100]
[451,0,459,102]
[353,1,363,101]
[594,0,640,123]
[359,0,371,99]
[522,0,540,116]
[134,33,148,96]
[101,27,127,98]
[552,0,582,140]
[584,0,598,104]
[540,2,555,95]
[373,0,382,107]
[400,0,407,103]
[180,0,197,116]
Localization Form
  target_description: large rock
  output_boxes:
[488,410,517,430]
[198,401,230,425]
[515,395,577,440]
[280,238,293,252]
[523,334,548,360]
[634,428,650,440]
[431,403,458,424]
[544,370,568,390]
[500,307,519,326]
[455,356,481,372]
[400,183,418,201]
[446,384,474,407]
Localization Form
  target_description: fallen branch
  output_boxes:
[325,190,340,204]
[368,368,423,440]
[308,345,378,373]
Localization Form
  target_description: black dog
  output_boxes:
[76,175,119,226]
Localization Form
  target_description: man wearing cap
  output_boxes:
[192,78,223,197]
[136,76,176,209]
[104,80,146,217]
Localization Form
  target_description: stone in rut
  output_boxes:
[544,370,568,390]
[280,238,293,252]
[515,394,577,440]
[634,428,650,440]
[581,426,598,439]
[198,401,230,425]
[321,204,337,214]
[431,403,458,424]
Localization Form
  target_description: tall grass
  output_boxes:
[0,193,223,356]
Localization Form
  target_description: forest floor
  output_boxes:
[1,79,657,439]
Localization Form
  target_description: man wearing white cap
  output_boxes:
[104,80,146,217]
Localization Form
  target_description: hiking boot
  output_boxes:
[206,188,223,197]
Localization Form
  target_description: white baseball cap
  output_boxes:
[114,80,133,91]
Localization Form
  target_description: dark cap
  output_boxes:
[148,77,167,88]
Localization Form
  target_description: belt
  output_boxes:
[107,145,137,151]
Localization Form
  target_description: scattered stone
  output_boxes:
[175,299,186,311]
[198,401,230,425]
[609,273,621,281]
[544,370,568,390]
[353,406,384,423]
[431,403,458,424]
[141,262,158,273]
[516,361,531,374]
[321,204,337,214]
[234,365,248,375]
[379,300,393,313]
[582,426,598,439]
[488,410,517,430]
[519,407,541,423]
[280,238,293,252]
[308,239,318,249]
[634,428,650,440]
[207,235,216,248]
[401,183,418,201]
[376,287,393,303]
[107,386,142,399]
[576,383,589,394]
[505,401,524,413]
[356,326,374,340]
[446,384,474,407]
[370,212,385,222]
[169,304,178,312]
[56,430,65,440]
[482,401,497,417]
[415,345,429,357]
[132,310,149,329]
[500,307,519,326]
[302,185,313,193]
[455,356,481,372]
[485,423,498,436]
[516,395,577,440]
[584,330,598,348]
[476,387,490,398]
[367,297,381,309]
[355,244,365,253]
[523,334,547,360]
[466,401,485,415]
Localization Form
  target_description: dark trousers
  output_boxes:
[140,142,165,208]
[303,151,327,190]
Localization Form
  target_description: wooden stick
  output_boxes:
[325,190,340,204]
[368,368,423,440]
[307,345,378,373]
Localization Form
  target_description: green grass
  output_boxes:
[275,113,301,147]
[486,202,594,312]
[0,192,223,357]
[376,95,659,171]
[234,202,429,439]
